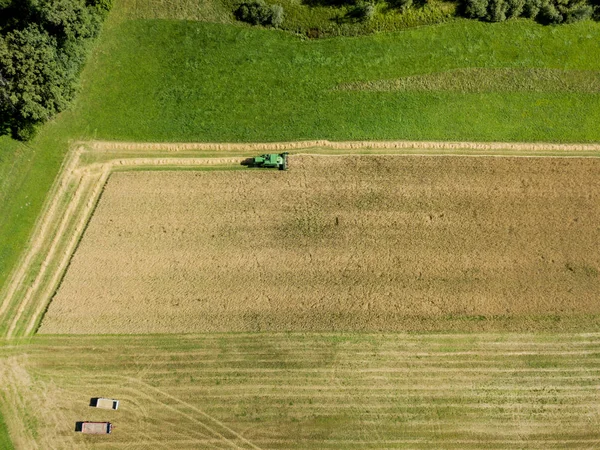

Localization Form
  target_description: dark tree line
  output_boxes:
[0,0,112,140]
[232,0,598,27]
[462,0,595,23]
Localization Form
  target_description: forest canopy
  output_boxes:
[0,0,112,140]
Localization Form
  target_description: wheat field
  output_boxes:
[39,155,600,334]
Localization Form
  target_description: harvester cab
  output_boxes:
[242,152,288,170]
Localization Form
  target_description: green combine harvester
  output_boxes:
[242,152,288,170]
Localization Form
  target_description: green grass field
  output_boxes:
[0,133,68,294]
[73,19,600,142]
[1,2,600,447]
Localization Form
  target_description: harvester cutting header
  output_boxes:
[242,152,288,170]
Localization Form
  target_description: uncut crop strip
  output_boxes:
[90,139,600,155]
[1,333,599,449]
[2,139,600,339]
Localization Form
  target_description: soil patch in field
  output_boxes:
[39,155,600,333]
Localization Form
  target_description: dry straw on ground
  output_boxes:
[39,155,600,334]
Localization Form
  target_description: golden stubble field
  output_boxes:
[2,333,600,449]
[39,155,600,334]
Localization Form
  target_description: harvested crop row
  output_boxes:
[39,155,600,334]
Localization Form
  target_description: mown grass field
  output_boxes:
[75,19,600,143]
[1,333,599,449]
